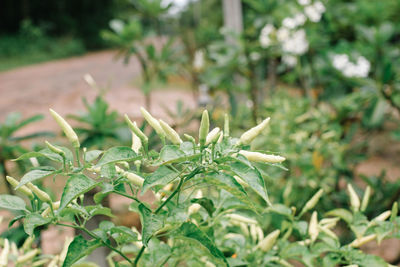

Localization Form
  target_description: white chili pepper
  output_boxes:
[49,109,80,148]
[205,127,220,145]
[308,211,319,242]
[373,211,391,222]
[226,214,257,224]
[16,248,40,264]
[140,107,165,138]
[347,184,360,212]
[159,119,182,144]
[239,150,285,163]
[224,113,230,137]
[256,229,280,252]
[360,186,371,212]
[131,132,142,153]
[300,189,324,216]
[238,117,270,145]
[0,239,10,267]
[124,114,148,148]
[349,234,376,248]
[199,110,210,147]
[26,183,52,203]
[6,176,34,199]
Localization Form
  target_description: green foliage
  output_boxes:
[1,108,399,266]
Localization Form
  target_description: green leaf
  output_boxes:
[139,204,163,246]
[17,169,57,189]
[191,198,216,217]
[23,213,51,235]
[0,195,27,211]
[86,206,115,218]
[174,222,228,266]
[230,160,270,204]
[158,145,201,165]
[325,209,353,224]
[204,173,254,210]
[142,166,179,193]
[95,146,137,167]
[62,235,102,267]
[59,174,98,212]
[84,150,103,162]
[111,226,138,244]
[93,183,114,204]
[13,151,61,162]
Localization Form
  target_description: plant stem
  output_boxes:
[56,223,134,265]
[133,245,145,267]
[113,190,141,204]
[75,147,81,167]
[155,177,184,214]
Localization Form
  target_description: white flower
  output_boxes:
[259,24,275,48]
[332,53,371,78]
[193,50,205,71]
[282,55,298,67]
[294,13,307,26]
[282,29,309,55]
[314,1,326,13]
[283,17,297,29]
[297,0,311,6]
[332,54,349,69]
[304,5,322,22]
[277,27,290,42]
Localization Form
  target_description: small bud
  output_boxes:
[205,127,220,145]
[224,113,230,137]
[239,150,285,163]
[140,107,165,138]
[16,248,40,263]
[256,229,280,252]
[226,214,257,224]
[0,239,10,267]
[347,184,360,212]
[124,115,149,147]
[49,109,80,148]
[45,141,65,157]
[308,211,319,242]
[26,183,52,203]
[159,119,182,144]
[300,189,324,216]
[360,186,371,212]
[184,134,196,143]
[199,110,210,147]
[6,176,34,199]
[131,132,142,154]
[373,210,391,222]
[239,117,270,145]
[349,234,376,248]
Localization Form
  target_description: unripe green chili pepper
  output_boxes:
[199,110,209,147]
[360,186,371,212]
[239,150,285,163]
[6,176,34,199]
[391,202,398,221]
[347,184,360,212]
[22,235,35,251]
[49,109,80,148]
[45,141,65,157]
[238,117,270,145]
[159,119,182,144]
[205,127,220,145]
[124,115,148,152]
[184,134,196,143]
[26,183,52,203]
[299,189,324,216]
[140,107,165,138]
[256,229,280,252]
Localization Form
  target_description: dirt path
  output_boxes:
[0,50,195,135]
